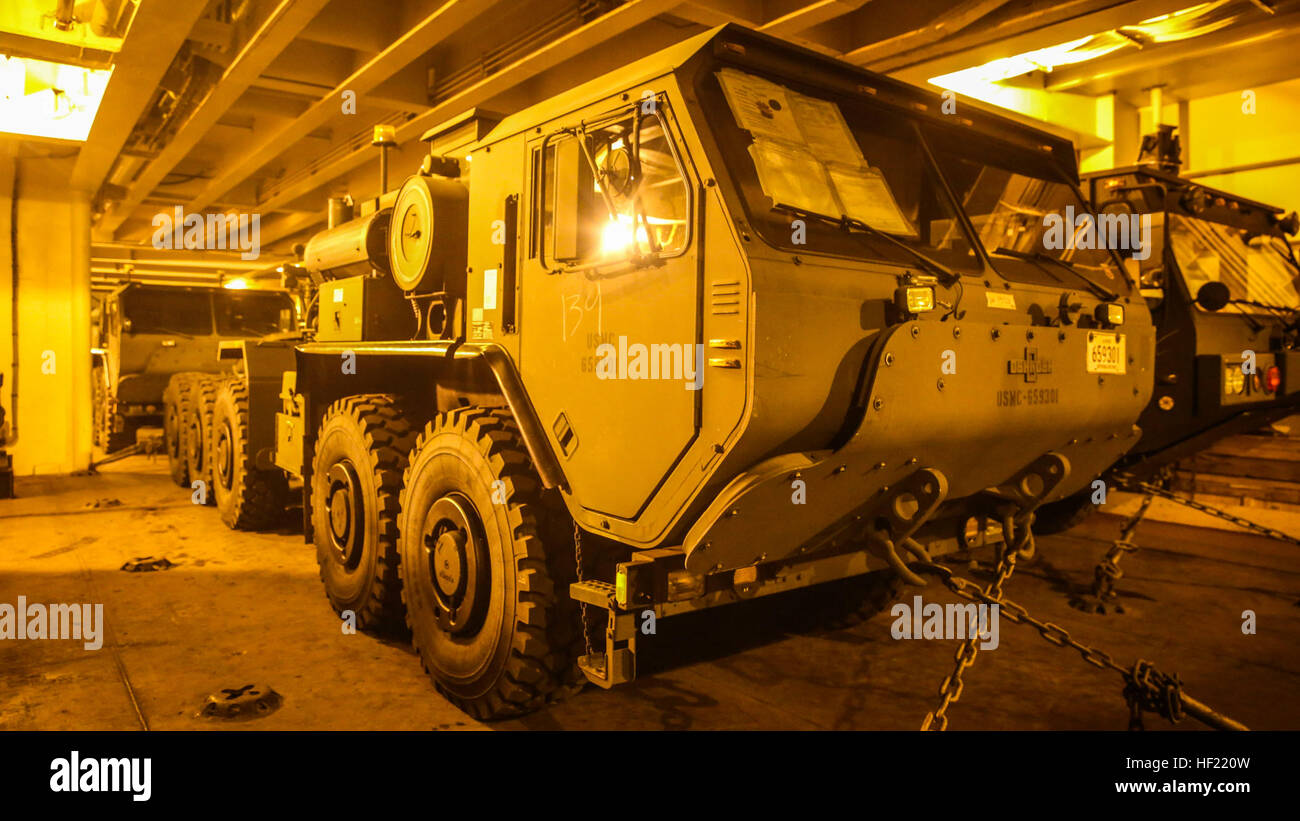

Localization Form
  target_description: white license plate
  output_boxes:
[1086,332,1126,374]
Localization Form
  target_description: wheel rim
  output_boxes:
[325,461,364,569]
[214,421,235,491]
[421,493,490,635]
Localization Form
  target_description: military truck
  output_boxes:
[204,24,1155,719]
[91,282,296,461]
[1034,137,1300,532]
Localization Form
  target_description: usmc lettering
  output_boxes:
[996,388,1060,407]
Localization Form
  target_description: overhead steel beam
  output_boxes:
[258,210,326,245]
[99,0,333,237]
[881,0,1193,79]
[185,0,506,214]
[69,0,210,195]
[841,0,1012,65]
[1044,12,1300,91]
[669,0,764,27]
[759,0,873,38]
[254,0,679,213]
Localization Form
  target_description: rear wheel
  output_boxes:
[398,407,581,720]
[212,379,288,529]
[185,376,220,503]
[162,375,192,487]
[311,394,416,632]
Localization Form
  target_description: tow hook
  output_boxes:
[986,452,1071,561]
[865,467,948,587]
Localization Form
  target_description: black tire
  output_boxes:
[163,375,192,487]
[398,407,582,720]
[92,370,108,451]
[92,369,134,453]
[185,376,220,504]
[212,379,288,530]
[311,394,417,632]
[1032,489,1096,535]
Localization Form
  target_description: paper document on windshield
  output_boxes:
[747,139,840,218]
[826,164,916,237]
[717,69,806,144]
[787,93,864,163]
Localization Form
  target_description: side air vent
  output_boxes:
[711,279,741,316]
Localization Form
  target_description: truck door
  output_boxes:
[518,97,701,523]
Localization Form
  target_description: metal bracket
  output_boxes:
[864,466,948,586]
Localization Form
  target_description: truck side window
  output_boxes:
[538,107,690,267]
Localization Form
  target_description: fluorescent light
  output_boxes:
[222,278,249,290]
[0,55,112,141]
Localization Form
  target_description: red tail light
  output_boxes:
[1265,365,1282,393]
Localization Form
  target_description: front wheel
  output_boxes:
[398,407,581,720]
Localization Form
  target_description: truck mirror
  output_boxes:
[550,137,599,263]
[1195,281,1230,311]
[600,144,638,199]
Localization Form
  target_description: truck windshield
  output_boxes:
[1170,213,1300,312]
[699,67,979,271]
[924,127,1129,295]
[121,289,213,335]
[215,291,295,336]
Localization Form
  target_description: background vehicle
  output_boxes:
[91,283,295,454]
[177,25,1155,719]
[1035,131,1300,532]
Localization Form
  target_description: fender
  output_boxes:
[292,339,567,492]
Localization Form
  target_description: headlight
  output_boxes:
[1094,302,1124,326]
[1224,364,1246,395]
[895,285,935,315]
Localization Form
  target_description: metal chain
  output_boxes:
[920,549,1018,731]
[1116,473,1300,547]
[1090,493,1153,604]
[917,559,1247,730]
[573,521,594,657]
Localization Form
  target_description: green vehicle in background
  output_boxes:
[1034,147,1300,532]
[91,283,296,461]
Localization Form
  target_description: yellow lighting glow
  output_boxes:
[927,2,1237,111]
[600,216,651,256]
[0,55,112,141]
[222,278,249,290]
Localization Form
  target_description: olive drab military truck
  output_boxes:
[192,24,1158,720]
[1034,131,1300,532]
[92,283,296,460]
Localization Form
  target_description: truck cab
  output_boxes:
[92,283,295,451]
[1081,164,1300,478]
